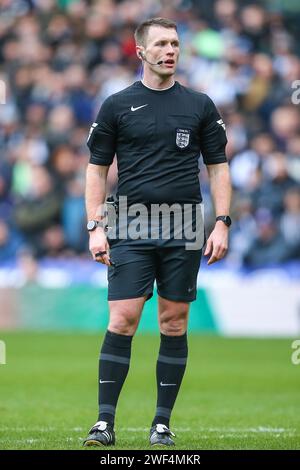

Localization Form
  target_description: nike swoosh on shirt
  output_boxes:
[160,382,177,386]
[131,104,148,112]
[99,380,116,384]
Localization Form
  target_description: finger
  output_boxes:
[207,244,219,264]
[95,250,107,257]
[204,239,212,256]
[207,254,218,265]
[101,253,111,266]
[218,246,228,260]
[94,252,111,265]
[94,249,111,266]
[93,248,106,260]
[207,246,227,265]
[216,244,228,257]
[94,253,106,264]
[104,241,112,266]
[92,247,106,258]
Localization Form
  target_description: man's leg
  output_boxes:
[84,296,146,446]
[152,296,189,430]
[98,243,156,427]
[149,245,201,444]
[98,296,146,425]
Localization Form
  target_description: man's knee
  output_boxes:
[108,299,143,335]
[159,303,189,335]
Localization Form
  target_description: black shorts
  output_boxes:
[107,244,202,303]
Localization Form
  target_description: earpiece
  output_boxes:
[138,50,163,66]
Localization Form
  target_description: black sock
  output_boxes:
[98,330,133,426]
[152,332,188,428]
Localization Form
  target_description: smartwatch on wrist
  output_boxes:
[216,215,232,227]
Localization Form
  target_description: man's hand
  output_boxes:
[89,228,112,266]
[204,221,229,265]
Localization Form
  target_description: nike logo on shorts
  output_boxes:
[99,380,116,384]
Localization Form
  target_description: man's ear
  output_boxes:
[137,48,144,60]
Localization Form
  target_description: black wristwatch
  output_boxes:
[216,215,232,227]
[87,220,106,231]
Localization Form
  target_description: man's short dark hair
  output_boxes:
[134,18,177,47]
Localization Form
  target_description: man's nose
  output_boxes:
[166,44,175,55]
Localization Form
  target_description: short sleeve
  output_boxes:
[200,95,228,165]
[87,96,117,166]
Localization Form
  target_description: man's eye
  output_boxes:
[155,41,179,47]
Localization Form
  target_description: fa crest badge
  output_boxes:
[176,128,191,149]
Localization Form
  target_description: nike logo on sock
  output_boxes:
[131,104,148,112]
[99,380,116,384]
[160,381,177,386]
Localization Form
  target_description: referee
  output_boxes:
[84,18,232,447]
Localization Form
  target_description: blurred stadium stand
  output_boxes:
[0,0,300,335]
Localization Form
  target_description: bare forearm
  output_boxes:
[85,163,109,220]
[204,162,231,265]
[206,162,232,216]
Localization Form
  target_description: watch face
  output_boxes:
[224,216,232,226]
[87,220,96,231]
[217,216,232,227]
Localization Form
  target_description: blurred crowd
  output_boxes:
[0,0,300,269]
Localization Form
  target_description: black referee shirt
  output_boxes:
[87,80,227,207]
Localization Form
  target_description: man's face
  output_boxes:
[142,26,180,76]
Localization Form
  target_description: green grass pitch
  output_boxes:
[0,332,299,450]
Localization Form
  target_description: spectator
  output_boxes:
[62,177,86,253]
[0,220,24,263]
[13,166,62,255]
[243,209,292,268]
[280,187,300,259]
[249,153,297,217]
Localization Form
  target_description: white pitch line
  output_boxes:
[119,427,296,434]
[0,426,297,435]
[1,432,298,447]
